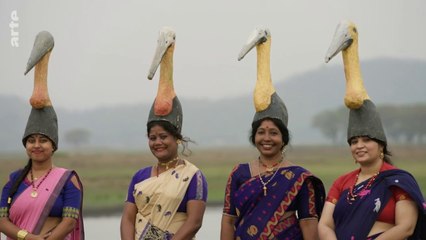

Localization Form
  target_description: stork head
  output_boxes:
[25,31,54,75]
[325,20,357,63]
[147,27,176,80]
[238,26,271,61]
[22,31,58,150]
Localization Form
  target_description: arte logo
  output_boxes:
[10,10,19,47]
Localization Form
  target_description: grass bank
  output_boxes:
[1,145,425,216]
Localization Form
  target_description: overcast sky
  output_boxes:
[1,0,425,110]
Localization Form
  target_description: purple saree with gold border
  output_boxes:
[224,165,325,240]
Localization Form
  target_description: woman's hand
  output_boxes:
[22,233,46,240]
[220,214,236,240]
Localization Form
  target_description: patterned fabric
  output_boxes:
[126,165,207,213]
[331,168,426,239]
[62,207,79,219]
[223,164,325,240]
[0,206,8,218]
[327,162,412,224]
[1,170,82,218]
[130,160,203,239]
[0,168,84,240]
[139,221,173,240]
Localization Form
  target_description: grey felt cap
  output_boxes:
[148,96,183,133]
[22,106,58,150]
[347,99,387,144]
[253,92,288,127]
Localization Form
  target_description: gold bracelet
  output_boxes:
[17,229,29,240]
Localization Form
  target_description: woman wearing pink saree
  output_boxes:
[0,31,84,240]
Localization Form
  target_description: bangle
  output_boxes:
[17,229,28,240]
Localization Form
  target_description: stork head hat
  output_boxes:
[22,31,59,150]
[238,26,288,127]
[325,20,386,144]
[147,27,183,133]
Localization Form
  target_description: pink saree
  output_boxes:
[5,167,83,240]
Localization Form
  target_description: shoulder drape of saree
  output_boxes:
[235,166,318,239]
[8,168,84,240]
[134,160,198,239]
[333,174,391,239]
[67,171,85,240]
[8,168,69,234]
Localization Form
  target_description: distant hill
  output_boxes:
[1,58,426,152]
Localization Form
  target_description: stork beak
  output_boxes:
[325,21,354,63]
[238,27,270,61]
[24,31,54,75]
[147,27,176,80]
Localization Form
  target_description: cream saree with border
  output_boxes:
[134,160,198,240]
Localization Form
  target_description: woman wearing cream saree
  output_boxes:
[120,27,208,240]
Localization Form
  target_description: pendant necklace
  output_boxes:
[30,168,52,198]
[258,160,280,196]
[346,170,379,204]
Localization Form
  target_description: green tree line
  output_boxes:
[312,103,426,144]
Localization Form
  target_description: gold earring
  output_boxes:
[380,152,384,160]
[177,139,182,144]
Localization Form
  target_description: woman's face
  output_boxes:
[350,136,383,165]
[148,124,178,162]
[25,134,54,162]
[254,119,283,159]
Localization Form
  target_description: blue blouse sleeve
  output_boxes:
[0,170,23,217]
[125,167,152,204]
[0,178,12,208]
[295,178,319,219]
[185,170,208,202]
[61,172,83,219]
[0,177,13,217]
[176,169,208,213]
[223,164,251,216]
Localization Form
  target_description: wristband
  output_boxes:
[17,229,29,240]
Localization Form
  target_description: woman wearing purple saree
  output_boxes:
[220,27,325,240]
[318,20,426,240]
[0,31,84,240]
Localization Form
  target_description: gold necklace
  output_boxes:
[30,168,53,198]
[258,156,283,172]
[258,161,280,196]
[157,156,180,170]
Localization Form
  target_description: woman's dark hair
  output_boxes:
[249,117,290,150]
[7,159,32,213]
[147,120,194,156]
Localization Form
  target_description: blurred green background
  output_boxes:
[1,145,425,215]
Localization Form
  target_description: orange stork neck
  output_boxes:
[30,51,52,108]
[342,38,370,109]
[254,38,275,112]
[154,44,176,116]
